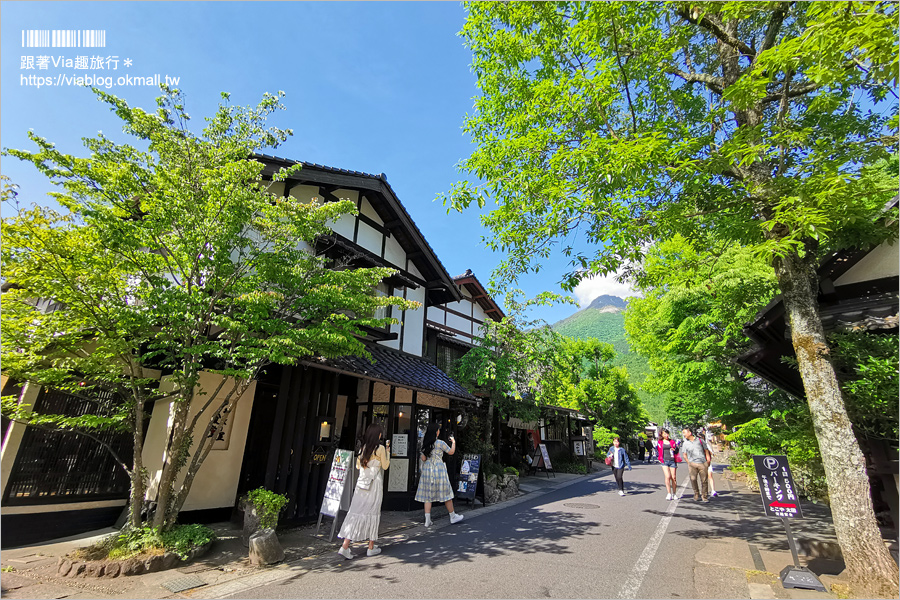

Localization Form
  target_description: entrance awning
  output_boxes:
[304,343,476,403]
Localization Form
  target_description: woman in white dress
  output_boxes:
[337,423,390,559]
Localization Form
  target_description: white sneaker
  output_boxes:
[424,514,433,527]
[366,546,382,557]
[711,491,718,497]
[449,512,464,524]
[337,546,353,560]
[666,493,672,500]
[618,490,625,496]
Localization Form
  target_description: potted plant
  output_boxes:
[241,488,288,565]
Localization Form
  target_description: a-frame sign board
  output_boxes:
[316,449,354,541]
[528,443,555,478]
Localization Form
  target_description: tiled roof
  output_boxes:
[306,343,475,402]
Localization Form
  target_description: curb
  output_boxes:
[189,471,602,599]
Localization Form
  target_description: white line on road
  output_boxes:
[617,478,691,599]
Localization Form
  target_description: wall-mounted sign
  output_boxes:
[388,458,409,492]
[392,434,408,458]
[573,441,584,456]
[320,449,353,518]
[209,405,234,450]
[311,446,329,464]
[753,455,803,518]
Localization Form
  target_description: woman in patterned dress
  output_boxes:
[414,423,464,527]
[337,424,390,559]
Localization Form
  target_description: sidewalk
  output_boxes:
[689,468,853,600]
[0,471,591,600]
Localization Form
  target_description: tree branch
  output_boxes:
[610,14,638,135]
[676,8,756,59]
[761,81,821,103]
[757,2,794,59]
[668,68,725,95]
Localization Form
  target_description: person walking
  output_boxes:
[606,437,632,495]
[337,423,390,559]
[657,429,680,500]
[414,423,464,527]
[681,427,712,502]
[637,436,646,463]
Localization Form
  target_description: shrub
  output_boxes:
[246,488,289,529]
[552,459,587,474]
[503,466,519,477]
[81,524,216,561]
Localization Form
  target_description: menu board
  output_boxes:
[392,434,408,457]
[320,449,353,518]
[539,444,552,470]
[388,458,409,492]
[455,453,481,500]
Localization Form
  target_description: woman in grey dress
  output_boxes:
[337,424,390,559]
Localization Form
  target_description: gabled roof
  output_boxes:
[253,155,462,306]
[737,252,899,399]
[452,269,505,321]
[305,343,475,402]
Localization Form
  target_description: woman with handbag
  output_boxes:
[657,429,681,500]
[606,437,632,495]
[414,423,463,527]
[337,423,390,559]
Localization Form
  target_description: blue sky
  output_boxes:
[1,1,629,324]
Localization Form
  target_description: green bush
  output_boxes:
[100,524,216,561]
[247,487,289,529]
[551,459,587,474]
[503,466,519,477]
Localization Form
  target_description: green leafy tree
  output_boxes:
[624,236,781,428]
[448,2,898,591]
[2,87,417,531]
[540,337,647,438]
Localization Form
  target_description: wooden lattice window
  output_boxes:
[3,386,133,505]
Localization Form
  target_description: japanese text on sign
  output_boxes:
[752,455,803,518]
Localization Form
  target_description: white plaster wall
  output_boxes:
[402,286,426,356]
[1,383,40,498]
[384,234,406,268]
[426,306,444,323]
[289,184,322,204]
[359,196,380,222]
[330,188,359,240]
[357,222,383,256]
[446,312,472,335]
[835,241,899,285]
[142,372,257,512]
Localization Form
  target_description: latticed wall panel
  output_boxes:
[3,386,132,505]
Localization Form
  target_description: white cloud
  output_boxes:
[572,272,638,307]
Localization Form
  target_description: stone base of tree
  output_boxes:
[241,506,261,547]
[248,528,284,565]
[56,542,211,578]
[484,474,520,504]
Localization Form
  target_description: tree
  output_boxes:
[540,336,647,438]
[624,236,781,428]
[448,2,898,592]
[2,87,417,531]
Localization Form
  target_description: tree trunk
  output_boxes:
[775,251,899,597]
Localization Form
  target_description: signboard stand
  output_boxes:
[317,449,354,541]
[527,444,555,478]
[753,455,826,593]
[454,454,484,507]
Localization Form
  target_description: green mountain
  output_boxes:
[551,296,666,424]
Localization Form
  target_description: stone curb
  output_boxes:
[55,542,212,579]
[190,471,604,599]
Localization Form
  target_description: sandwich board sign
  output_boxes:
[317,449,354,540]
[455,453,483,504]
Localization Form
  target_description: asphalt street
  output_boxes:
[231,463,739,599]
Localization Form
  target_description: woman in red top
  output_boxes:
[657,429,681,500]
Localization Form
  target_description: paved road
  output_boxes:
[230,464,742,599]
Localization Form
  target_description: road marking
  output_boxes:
[617,478,691,599]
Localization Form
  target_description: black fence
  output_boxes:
[3,385,133,505]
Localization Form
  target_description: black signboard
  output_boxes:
[455,453,481,501]
[753,455,803,518]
